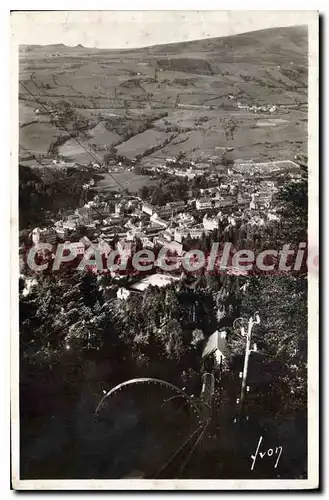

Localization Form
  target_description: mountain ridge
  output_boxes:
[19,25,307,55]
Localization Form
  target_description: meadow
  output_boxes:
[19,26,308,174]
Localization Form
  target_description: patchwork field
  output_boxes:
[93,171,157,194]
[19,121,60,155]
[19,26,308,169]
[116,129,174,159]
[89,122,121,146]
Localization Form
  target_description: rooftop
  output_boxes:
[130,273,180,292]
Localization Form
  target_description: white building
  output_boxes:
[31,227,41,245]
[141,237,154,249]
[115,202,125,215]
[31,227,57,245]
[142,203,154,216]
[162,229,173,242]
[228,215,236,227]
[196,198,213,210]
[177,212,195,225]
[202,330,228,370]
[174,227,204,243]
[126,229,145,241]
[130,273,180,292]
[150,213,168,228]
[22,277,38,297]
[250,193,257,210]
[267,211,280,222]
[117,287,130,300]
[174,228,189,243]
[54,226,68,240]
[63,220,77,231]
[203,214,219,231]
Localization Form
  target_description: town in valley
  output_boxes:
[18,24,309,481]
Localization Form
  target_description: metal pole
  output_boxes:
[239,316,253,418]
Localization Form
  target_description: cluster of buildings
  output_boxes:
[236,102,277,113]
[24,157,301,287]
[232,160,300,176]
[227,94,277,113]
[140,158,220,181]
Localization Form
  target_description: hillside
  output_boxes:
[19,26,308,166]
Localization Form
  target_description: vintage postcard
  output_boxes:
[11,10,319,490]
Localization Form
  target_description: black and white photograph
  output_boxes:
[11,10,319,489]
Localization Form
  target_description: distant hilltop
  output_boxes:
[20,42,86,51]
[19,25,307,57]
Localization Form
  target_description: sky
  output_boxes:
[11,10,315,49]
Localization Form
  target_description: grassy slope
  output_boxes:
[19,26,308,164]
